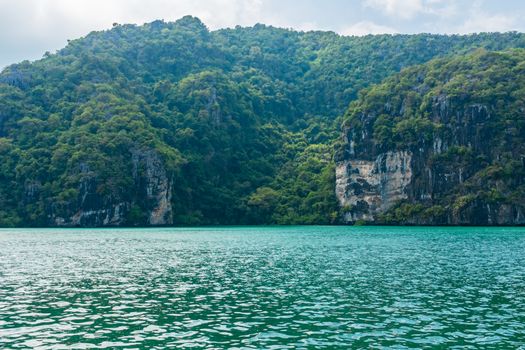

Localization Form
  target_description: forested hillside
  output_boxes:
[336,49,525,225]
[1,16,524,226]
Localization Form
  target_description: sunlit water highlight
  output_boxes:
[1,226,525,348]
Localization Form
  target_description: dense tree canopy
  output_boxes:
[1,16,525,226]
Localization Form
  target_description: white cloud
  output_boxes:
[455,2,518,34]
[457,14,517,34]
[35,0,264,30]
[364,0,424,19]
[364,0,458,20]
[340,21,398,36]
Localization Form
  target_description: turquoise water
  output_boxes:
[1,226,525,349]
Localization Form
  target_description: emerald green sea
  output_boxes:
[1,226,525,349]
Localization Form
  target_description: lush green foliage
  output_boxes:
[1,16,525,225]
[343,49,525,224]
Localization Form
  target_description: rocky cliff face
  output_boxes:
[52,170,129,227]
[51,148,173,227]
[337,101,525,225]
[131,148,173,226]
[336,151,412,222]
[336,51,525,225]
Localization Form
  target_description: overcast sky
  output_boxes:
[1,0,524,69]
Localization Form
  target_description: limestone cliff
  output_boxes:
[131,148,173,226]
[336,50,525,225]
[336,151,412,222]
[51,149,173,227]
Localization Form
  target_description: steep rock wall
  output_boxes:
[337,93,525,225]
[336,151,412,221]
[51,149,173,227]
[131,149,173,226]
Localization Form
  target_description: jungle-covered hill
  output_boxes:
[0,16,524,226]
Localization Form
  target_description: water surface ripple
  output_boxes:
[1,226,525,349]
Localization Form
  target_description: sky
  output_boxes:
[1,0,524,69]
